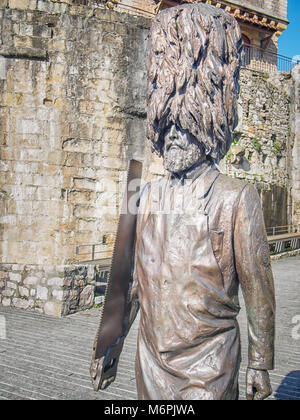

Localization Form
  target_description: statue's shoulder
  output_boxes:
[141,176,166,196]
[138,176,166,210]
[216,173,247,191]
[214,172,252,202]
[214,172,261,206]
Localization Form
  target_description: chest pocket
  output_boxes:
[210,229,224,266]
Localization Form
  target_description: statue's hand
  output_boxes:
[246,368,272,400]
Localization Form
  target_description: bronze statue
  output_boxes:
[130,3,275,400]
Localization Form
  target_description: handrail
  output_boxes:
[75,224,300,261]
[75,243,112,262]
[242,44,299,73]
[266,224,300,236]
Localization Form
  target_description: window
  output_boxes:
[242,34,251,66]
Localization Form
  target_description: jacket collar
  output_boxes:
[168,161,220,199]
[169,160,211,183]
[198,164,220,200]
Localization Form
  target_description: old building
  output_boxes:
[115,0,289,71]
[0,0,299,316]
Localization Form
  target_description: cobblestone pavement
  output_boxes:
[0,256,299,400]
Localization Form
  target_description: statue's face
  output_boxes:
[162,124,205,173]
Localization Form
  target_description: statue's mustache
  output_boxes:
[165,140,187,151]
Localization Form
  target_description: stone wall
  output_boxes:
[231,0,288,20]
[222,68,293,189]
[0,0,150,267]
[0,262,103,316]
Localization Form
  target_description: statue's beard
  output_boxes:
[163,143,204,173]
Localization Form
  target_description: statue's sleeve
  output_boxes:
[130,181,151,300]
[234,183,275,371]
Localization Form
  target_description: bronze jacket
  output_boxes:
[132,163,275,400]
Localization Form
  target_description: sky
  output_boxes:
[277,0,300,60]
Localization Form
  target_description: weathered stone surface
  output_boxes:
[8,273,21,283]
[6,282,17,290]
[220,69,292,192]
[47,277,64,287]
[24,276,39,286]
[19,286,29,297]
[1,297,11,307]
[36,285,48,300]
[12,297,30,309]
[8,0,36,11]
[2,289,15,297]
[44,301,62,317]
[0,263,99,316]
[0,2,149,267]
[51,288,63,301]
[79,285,94,309]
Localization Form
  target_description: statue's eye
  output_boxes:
[154,48,164,56]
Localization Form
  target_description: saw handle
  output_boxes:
[90,297,140,391]
[90,337,125,391]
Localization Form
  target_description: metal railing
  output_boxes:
[75,233,115,262]
[243,45,300,73]
[75,244,112,262]
[76,225,300,263]
[267,225,300,255]
[266,224,300,237]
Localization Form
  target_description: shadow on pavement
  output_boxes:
[274,371,300,400]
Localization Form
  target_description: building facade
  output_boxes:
[114,0,290,71]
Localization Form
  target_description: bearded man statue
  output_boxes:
[129,3,275,400]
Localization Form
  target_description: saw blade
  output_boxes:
[90,159,142,391]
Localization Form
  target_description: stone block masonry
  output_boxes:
[0,1,150,268]
[0,262,105,316]
[222,68,293,190]
[232,0,288,21]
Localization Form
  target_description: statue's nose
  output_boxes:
[169,125,178,140]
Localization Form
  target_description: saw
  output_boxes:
[90,159,142,391]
